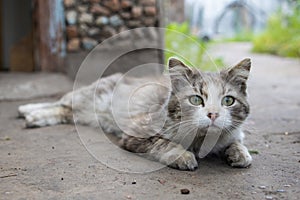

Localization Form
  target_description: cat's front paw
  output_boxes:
[225,142,252,168]
[163,150,198,171]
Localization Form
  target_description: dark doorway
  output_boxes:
[1,0,34,71]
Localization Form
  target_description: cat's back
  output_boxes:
[108,75,171,137]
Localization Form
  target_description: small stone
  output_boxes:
[276,189,286,193]
[67,38,80,52]
[78,5,88,13]
[96,16,109,25]
[82,37,98,50]
[121,0,133,8]
[120,12,131,20]
[66,10,77,25]
[140,0,156,6]
[79,24,89,35]
[109,15,123,26]
[265,196,273,200]
[132,6,143,18]
[66,26,78,38]
[158,179,166,185]
[144,6,157,16]
[103,0,120,11]
[143,17,156,26]
[79,13,93,24]
[89,0,100,3]
[88,27,100,36]
[180,188,190,195]
[258,186,267,189]
[61,177,64,180]
[132,179,137,184]
[100,26,117,38]
[90,4,110,16]
[127,20,142,28]
[64,0,75,7]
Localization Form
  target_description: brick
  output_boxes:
[100,26,117,38]
[64,0,75,7]
[121,0,133,9]
[67,38,80,52]
[79,13,93,24]
[82,37,98,50]
[66,10,77,25]
[89,0,100,3]
[132,6,142,18]
[79,24,89,36]
[144,6,156,16]
[66,26,78,38]
[143,17,156,26]
[127,20,142,28]
[120,12,131,19]
[140,0,156,6]
[77,5,88,13]
[103,0,120,12]
[95,16,109,25]
[91,4,111,16]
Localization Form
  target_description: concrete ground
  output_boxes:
[0,42,299,200]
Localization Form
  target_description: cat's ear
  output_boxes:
[168,57,193,78]
[222,58,251,94]
[168,57,189,69]
[167,57,194,91]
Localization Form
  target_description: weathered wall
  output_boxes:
[63,0,159,52]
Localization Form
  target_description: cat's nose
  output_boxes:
[207,112,219,121]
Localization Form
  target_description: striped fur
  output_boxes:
[19,58,253,170]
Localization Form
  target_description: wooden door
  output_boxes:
[33,0,66,71]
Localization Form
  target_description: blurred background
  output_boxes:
[165,0,299,69]
[0,0,299,75]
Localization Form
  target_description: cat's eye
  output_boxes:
[222,96,235,106]
[189,95,204,106]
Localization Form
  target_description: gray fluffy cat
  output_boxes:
[18,57,252,170]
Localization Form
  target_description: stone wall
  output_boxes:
[63,0,159,52]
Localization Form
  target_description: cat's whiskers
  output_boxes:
[230,119,257,132]
[162,119,198,133]
[163,120,199,138]
[168,125,199,147]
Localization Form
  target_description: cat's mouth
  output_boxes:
[206,122,224,130]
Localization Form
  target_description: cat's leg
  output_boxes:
[121,135,198,171]
[24,105,72,128]
[224,142,252,168]
[19,95,73,128]
[18,102,56,118]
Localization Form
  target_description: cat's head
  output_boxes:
[167,57,251,132]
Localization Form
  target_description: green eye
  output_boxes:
[222,96,235,106]
[189,95,203,106]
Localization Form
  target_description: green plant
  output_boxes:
[252,6,300,57]
[224,31,254,42]
[165,22,223,71]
